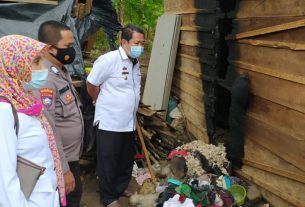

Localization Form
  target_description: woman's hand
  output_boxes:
[64,170,75,194]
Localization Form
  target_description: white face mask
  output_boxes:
[21,69,49,91]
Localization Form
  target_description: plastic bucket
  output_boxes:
[229,185,246,206]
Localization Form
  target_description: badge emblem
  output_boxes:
[39,88,54,109]
[65,94,73,103]
[122,67,129,80]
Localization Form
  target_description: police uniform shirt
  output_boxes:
[34,66,84,173]
[87,46,141,132]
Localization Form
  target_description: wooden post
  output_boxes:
[118,0,124,25]
[136,120,157,184]
[84,0,93,16]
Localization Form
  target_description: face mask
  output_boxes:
[130,46,144,59]
[52,46,76,65]
[21,69,49,91]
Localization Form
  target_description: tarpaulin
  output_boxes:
[0,0,121,77]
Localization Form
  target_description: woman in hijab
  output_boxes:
[0,35,66,207]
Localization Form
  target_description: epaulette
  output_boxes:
[50,66,59,75]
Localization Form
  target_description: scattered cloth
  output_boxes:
[136,172,151,186]
[156,184,177,207]
[129,193,159,207]
[163,195,195,207]
[175,184,192,197]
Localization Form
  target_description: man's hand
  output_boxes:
[64,170,75,194]
[86,81,100,103]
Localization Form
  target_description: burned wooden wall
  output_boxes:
[227,1,305,206]
[164,0,234,143]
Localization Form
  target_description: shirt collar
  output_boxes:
[119,46,139,66]
[119,46,129,60]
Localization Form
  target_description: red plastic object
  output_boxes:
[168,149,188,159]
[134,154,145,159]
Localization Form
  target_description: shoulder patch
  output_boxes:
[39,88,54,109]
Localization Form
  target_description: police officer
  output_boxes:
[86,24,145,207]
[35,21,83,207]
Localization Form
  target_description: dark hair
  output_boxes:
[121,24,144,41]
[38,20,71,45]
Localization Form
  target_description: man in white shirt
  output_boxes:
[86,24,145,207]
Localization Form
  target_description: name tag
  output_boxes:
[59,85,70,94]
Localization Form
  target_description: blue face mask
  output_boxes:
[130,46,144,59]
[22,69,49,91]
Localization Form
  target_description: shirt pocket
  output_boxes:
[58,91,77,118]
[110,74,128,87]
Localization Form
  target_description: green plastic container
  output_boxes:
[229,185,246,206]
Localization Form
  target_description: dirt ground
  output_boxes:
[80,168,140,207]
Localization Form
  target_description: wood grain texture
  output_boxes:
[248,96,305,141]
[245,116,305,172]
[236,68,305,114]
[244,138,305,183]
[228,19,305,40]
[164,0,218,13]
[236,165,305,207]
[231,16,305,33]
[233,0,305,18]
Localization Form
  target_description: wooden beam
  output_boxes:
[248,96,305,141]
[260,188,294,207]
[233,0,305,18]
[230,60,305,85]
[84,0,93,15]
[164,0,219,13]
[179,31,216,50]
[175,56,202,78]
[173,72,204,98]
[180,40,207,49]
[231,16,305,34]
[227,19,305,40]
[165,9,215,15]
[180,26,211,32]
[233,20,305,44]
[175,66,201,79]
[178,45,217,66]
[244,138,305,184]
[180,13,223,28]
[178,99,207,131]
[237,39,305,51]
[237,68,305,114]
[228,42,305,83]
[171,86,205,113]
[244,160,305,184]
[246,116,305,172]
[236,166,305,207]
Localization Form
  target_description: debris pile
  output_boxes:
[132,138,269,207]
[137,106,193,162]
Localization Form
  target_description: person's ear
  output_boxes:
[47,45,57,56]
[121,39,128,47]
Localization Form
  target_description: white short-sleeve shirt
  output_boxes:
[0,102,59,207]
[87,46,141,132]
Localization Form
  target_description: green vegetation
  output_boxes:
[90,0,164,60]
